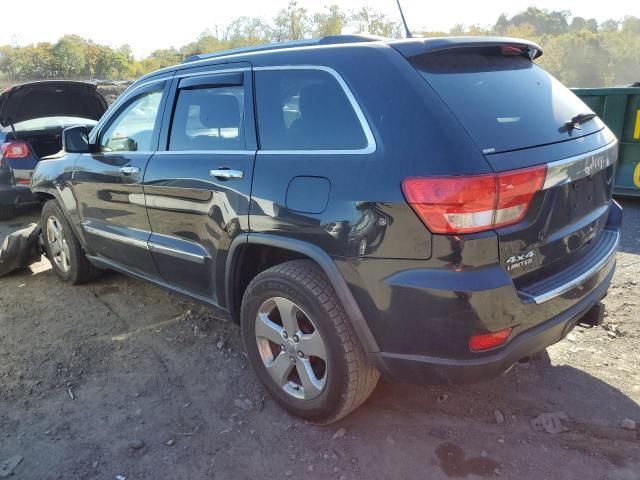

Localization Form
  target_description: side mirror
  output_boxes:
[62,125,92,153]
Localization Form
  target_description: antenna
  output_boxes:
[395,0,413,38]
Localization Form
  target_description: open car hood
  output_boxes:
[0,81,107,127]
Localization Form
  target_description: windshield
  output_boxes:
[3,116,97,133]
[411,49,602,154]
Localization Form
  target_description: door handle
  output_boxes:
[120,166,140,175]
[209,168,244,180]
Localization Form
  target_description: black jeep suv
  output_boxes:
[31,35,621,423]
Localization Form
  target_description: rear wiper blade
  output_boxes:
[564,112,596,131]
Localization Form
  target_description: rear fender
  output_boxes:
[226,233,380,353]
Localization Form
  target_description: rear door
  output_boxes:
[73,79,170,275]
[143,64,256,302]
[408,47,618,291]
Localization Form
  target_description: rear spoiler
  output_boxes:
[388,36,543,60]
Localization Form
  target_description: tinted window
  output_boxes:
[411,49,601,154]
[170,86,245,151]
[255,69,367,150]
[100,89,162,152]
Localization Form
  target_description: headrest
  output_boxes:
[198,94,241,128]
[298,83,337,119]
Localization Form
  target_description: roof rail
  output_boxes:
[181,34,386,64]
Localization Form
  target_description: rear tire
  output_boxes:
[41,200,98,284]
[241,259,379,424]
[0,205,15,221]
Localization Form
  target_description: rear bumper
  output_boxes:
[336,202,622,385]
[369,262,613,384]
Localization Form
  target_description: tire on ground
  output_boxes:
[41,199,99,284]
[241,259,379,424]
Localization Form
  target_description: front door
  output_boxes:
[143,66,256,302]
[72,80,170,275]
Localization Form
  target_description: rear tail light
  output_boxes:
[402,165,547,234]
[469,327,512,352]
[1,142,30,159]
[501,45,525,55]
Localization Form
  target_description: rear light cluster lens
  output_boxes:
[402,165,547,234]
[501,45,525,55]
[469,327,513,352]
[1,142,30,159]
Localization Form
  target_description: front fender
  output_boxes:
[30,157,87,250]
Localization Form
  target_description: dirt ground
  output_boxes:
[1,200,639,480]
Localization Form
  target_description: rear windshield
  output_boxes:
[410,49,601,154]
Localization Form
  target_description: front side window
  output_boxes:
[255,69,367,151]
[169,86,245,151]
[100,89,163,152]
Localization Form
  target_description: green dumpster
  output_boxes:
[572,86,640,197]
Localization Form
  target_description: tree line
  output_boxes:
[0,4,638,87]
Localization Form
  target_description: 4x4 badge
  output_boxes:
[506,251,536,271]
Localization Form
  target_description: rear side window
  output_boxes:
[169,86,245,151]
[411,49,601,154]
[255,69,367,151]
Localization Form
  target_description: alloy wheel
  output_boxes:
[46,215,71,273]
[255,297,328,400]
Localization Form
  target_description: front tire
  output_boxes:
[241,260,379,424]
[41,200,98,284]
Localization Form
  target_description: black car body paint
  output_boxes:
[31,36,621,384]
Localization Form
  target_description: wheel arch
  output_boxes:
[33,190,56,203]
[225,233,379,353]
[32,185,89,252]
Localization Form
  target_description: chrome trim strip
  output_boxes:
[80,151,156,157]
[82,225,149,250]
[543,140,618,190]
[153,150,254,155]
[521,231,619,304]
[82,222,208,264]
[254,65,377,155]
[148,242,207,264]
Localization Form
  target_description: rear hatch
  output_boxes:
[0,81,106,179]
[399,39,617,299]
[0,81,106,128]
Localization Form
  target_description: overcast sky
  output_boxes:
[2,0,636,57]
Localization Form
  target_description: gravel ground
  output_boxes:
[0,200,638,480]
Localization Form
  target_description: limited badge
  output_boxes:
[505,250,536,271]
